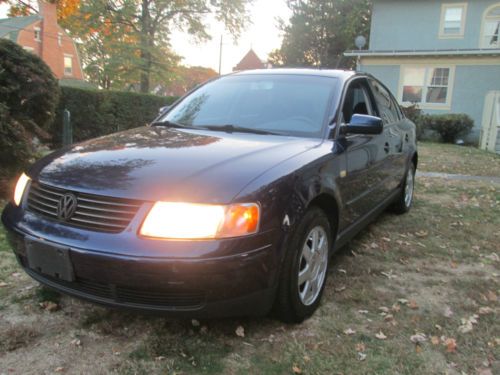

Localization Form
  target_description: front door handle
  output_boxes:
[384,142,390,153]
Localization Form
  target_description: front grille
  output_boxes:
[27,182,143,233]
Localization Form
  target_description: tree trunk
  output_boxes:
[139,0,151,93]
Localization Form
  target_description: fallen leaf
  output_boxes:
[292,365,302,374]
[415,344,422,353]
[155,356,165,361]
[444,338,457,353]
[370,242,379,249]
[384,314,394,322]
[357,352,367,361]
[39,301,59,312]
[358,310,369,314]
[431,336,440,345]
[478,307,493,315]
[200,326,208,334]
[415,230,428,238]
[355,343,366,352]
[375,331,387,340]
[70,338,81,347]
[343,328,356,335]
[443,306,453,318]
[379,306,390,313]
[334,285,346,293]
[382,237,391,242]
[55,368,64,373]
[235,326,245,338]
[303,355,310,362]
[397,298,409,305]
[11,272,21,278]
[0,281,8,287]
[391,303,401,313]
[338,269,347,274]
[408,300,419,309]
[410,334,427,343]
[487,291,497,302]
[191,319,200,327]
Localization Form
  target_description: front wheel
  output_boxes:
[393,163,415,214]
[275,207,332,323]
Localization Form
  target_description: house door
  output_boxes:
[480,91,500,154]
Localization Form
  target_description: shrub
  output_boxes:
[50,87,178,147]
[423,113,474,143]
[0,39,60,172]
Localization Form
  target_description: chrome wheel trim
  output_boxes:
[298,225,329,306]
[404,166,415,208]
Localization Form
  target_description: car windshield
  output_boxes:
[162,74,338,138]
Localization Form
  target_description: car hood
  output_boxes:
[30,126,320,203]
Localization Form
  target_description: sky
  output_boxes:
[0,1,291,74]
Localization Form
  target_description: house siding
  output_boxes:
[361,59,500,140]
[370,0,500,51]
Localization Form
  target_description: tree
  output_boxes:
[63,0,253,93]
[160,66,218,96]
[269,0,371,69]
[0,39,60,171]
[1,0,80,20]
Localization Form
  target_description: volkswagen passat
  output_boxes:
[2,69,417,322]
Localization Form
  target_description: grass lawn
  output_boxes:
[418,142,500,177]
[0,144,499,374]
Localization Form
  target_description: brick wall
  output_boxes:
[16,1,83,80]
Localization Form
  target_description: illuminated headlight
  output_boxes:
[139,202,260,239]
[13,173,31,206]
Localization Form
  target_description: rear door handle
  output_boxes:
[384,142,390,153]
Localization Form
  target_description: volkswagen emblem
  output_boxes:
[57,193,77,221]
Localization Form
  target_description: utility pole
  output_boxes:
[218,35,223,75]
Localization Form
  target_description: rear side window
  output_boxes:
[369,79,401,124]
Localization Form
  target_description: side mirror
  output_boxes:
[341,114,383,135]
[158,105,171,116]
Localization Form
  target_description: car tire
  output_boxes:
[392,163,416,214]
[275,207,332,323]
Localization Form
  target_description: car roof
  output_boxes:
[231,68,357,80]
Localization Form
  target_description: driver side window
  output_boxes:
[341,80,373,124]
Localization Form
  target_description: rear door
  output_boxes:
[368,78,406,193]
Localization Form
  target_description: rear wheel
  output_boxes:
[393,163,415,214]
[275,207,332,323]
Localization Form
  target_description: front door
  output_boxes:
[338,78,388,224]
[480,91,500,154]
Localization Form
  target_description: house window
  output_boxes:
[481,4,500,48]
[440,3,467,37]
[58,33,62,46]
[34,27,41,42]
[401,66,454,107]
[64,55,73,76]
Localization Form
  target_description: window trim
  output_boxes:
[479,3,500,49]
[34,26,41,42]
[398,65,455,110]
[63,54,73,76]
[439,3,468,39]
[58,32,63,47]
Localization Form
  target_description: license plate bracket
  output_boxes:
[25,238,75,282]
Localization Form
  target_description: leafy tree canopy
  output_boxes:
[269,0,371,69]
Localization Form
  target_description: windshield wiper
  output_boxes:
[150,120,195,129]
[198,124,280,135]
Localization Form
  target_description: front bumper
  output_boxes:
[2,203,283,318]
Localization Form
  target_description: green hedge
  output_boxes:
[0,39,59,173]
[423,113,474,143]
[402,105,474,143]
[50,87,178,147]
